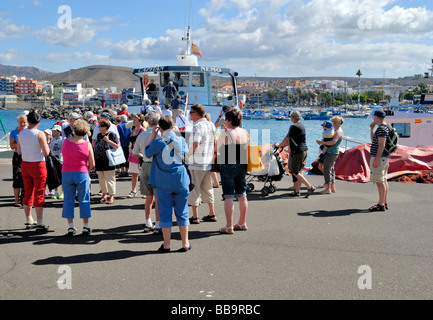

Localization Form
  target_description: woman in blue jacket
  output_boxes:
[145,116,191,252]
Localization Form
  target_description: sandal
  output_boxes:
[127,191,137,198]
[202,215,217,222]
[305,186,316,198]
[157,244,171,253]
[35,224,49,232]
[233,223,248,231]
[82,227,92,235]
[99,196,107,203]
[106,196,114,204]
[219,226,234,234]
[385,203,388,210]
[290,192,300,197]
[178,244,192,252]
[189,217,200,224]
[25,222,37,230]
[368,204,385,212]
[67,227,77,236]
[321,190,332,194]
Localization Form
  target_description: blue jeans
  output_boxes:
[156,187,190,228]
[62,172,91,219]
[220,163,247,199]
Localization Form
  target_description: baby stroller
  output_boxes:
[246,146,286,196]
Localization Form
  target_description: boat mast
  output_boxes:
[177,25,198,66]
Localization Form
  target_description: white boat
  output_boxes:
[383,95,433,148]
[130,26,240,129]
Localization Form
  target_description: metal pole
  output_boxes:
[356,69,362,112]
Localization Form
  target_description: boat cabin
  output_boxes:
[131,26,240,128]
[133,65,239,125]
[387,94,433,148]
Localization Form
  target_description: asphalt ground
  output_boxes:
[0,159,432,303]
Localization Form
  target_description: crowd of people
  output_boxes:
[9,101,391,252]
[9,101,251,252]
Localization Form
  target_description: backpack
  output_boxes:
[383,124,399,155]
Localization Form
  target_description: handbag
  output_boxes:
[246,132,264,173]
[106,147,126,167]
[211,154,220,172]
[163,138,195,192]
[45,154,62,190]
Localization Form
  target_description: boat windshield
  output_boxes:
[134,66,239,109]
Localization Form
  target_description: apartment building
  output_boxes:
[0,77,16,95]
[14,78,43,96]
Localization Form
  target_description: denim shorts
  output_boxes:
[220,163,247,199]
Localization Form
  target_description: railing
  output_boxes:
[342,136,369,151]
[0,132,11,152]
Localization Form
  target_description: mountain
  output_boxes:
[41,65,139,89]
[0,64,54,79]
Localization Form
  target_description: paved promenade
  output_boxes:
[1,159,432,301]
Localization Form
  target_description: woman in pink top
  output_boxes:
[61,119,95,236]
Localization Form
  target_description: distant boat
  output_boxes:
[302,110,332,120]
[243,109,270,120]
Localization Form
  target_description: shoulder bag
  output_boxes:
[163,138,195,192]
[106,147,126,167]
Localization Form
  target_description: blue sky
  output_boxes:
[1,0,433,79]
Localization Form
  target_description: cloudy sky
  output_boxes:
[1,0,433,79]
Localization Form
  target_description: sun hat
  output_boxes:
[52,125,62,131]
[321,121,333,128]
[68,112,82,120]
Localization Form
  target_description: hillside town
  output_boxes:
[1,70,433,110]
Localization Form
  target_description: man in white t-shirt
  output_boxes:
[187,104,217,224]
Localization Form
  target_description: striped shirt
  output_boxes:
[188,118,216,170]
[370,124,390,158]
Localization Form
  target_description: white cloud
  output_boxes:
[0,49,20,63]
[66,0,433,77]
[35,17,112,47]
[0,14,31,40]
[193,0,433,76]
[40,51,110,65]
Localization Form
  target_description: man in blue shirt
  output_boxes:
[170,94,186,123]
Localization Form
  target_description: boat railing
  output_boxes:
[0,132,11,151]
[341,136,369,151]
[184,89,234,107]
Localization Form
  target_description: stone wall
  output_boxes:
[2,100,123,120]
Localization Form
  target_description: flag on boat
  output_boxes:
[192,43,202,57]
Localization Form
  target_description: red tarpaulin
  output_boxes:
[334,144,433,183]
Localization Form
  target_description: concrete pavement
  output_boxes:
[1,160,432,301]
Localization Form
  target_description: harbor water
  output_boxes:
[1,109,372,167]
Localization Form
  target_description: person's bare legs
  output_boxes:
[237,196,248,226]
[179,226,190,249]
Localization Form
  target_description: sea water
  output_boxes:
[1,109,372,168]
[242,118,372,167]
[0,110,56,133]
